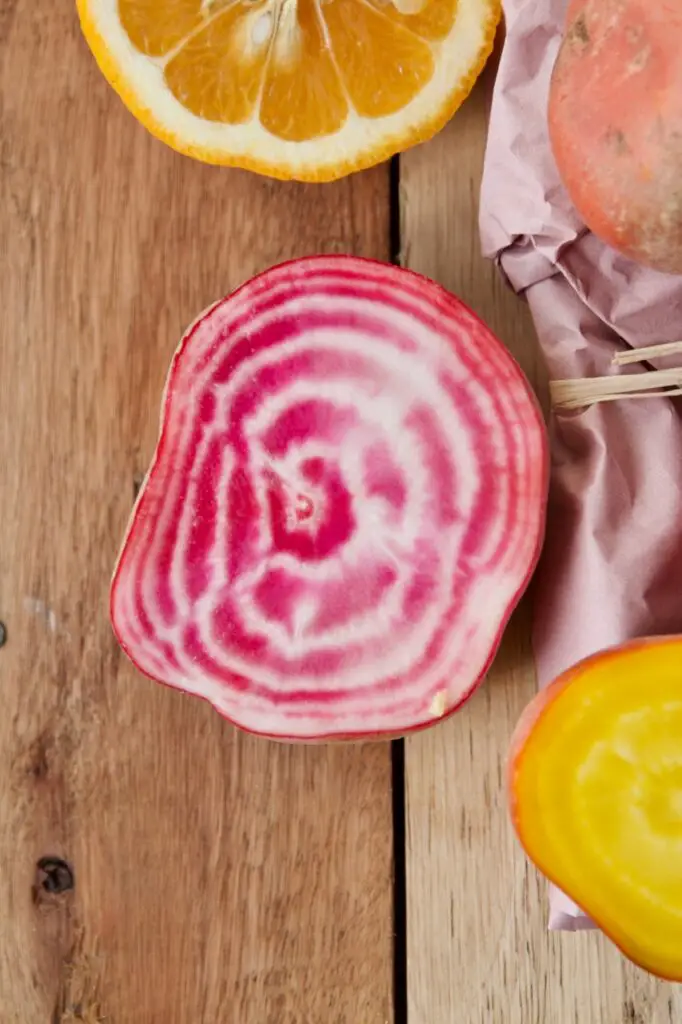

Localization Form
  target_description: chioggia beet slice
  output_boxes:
[509,637,682,980]
[111,256,548,740]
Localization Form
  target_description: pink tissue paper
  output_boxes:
[479,0,682,929]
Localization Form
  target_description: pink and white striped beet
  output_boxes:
[111,256,548,740]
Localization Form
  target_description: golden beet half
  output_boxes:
[509,637,682,980]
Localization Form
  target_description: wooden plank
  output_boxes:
[400,60,682,1024]
[0,5,394,1022]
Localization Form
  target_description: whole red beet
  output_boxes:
[549,0,682,273]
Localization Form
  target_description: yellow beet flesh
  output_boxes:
[509,637,682,980]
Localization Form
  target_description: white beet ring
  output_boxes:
[111,256,548,741]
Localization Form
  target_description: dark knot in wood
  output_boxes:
[35,857,75,898]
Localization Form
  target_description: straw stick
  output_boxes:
[551,367,682,410]
[612,341,682,366]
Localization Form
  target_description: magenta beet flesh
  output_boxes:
[111,256,548,740]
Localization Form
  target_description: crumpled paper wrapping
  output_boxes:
[479,0,682,929]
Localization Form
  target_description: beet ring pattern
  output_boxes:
[111,256,548,739]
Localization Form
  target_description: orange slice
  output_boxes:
[509,637,682,981]
[76,0,500,180]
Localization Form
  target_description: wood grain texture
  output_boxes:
[399,58,682,1024]
[0,3,393,1021]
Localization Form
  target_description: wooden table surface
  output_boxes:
[1,5,681,1022]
